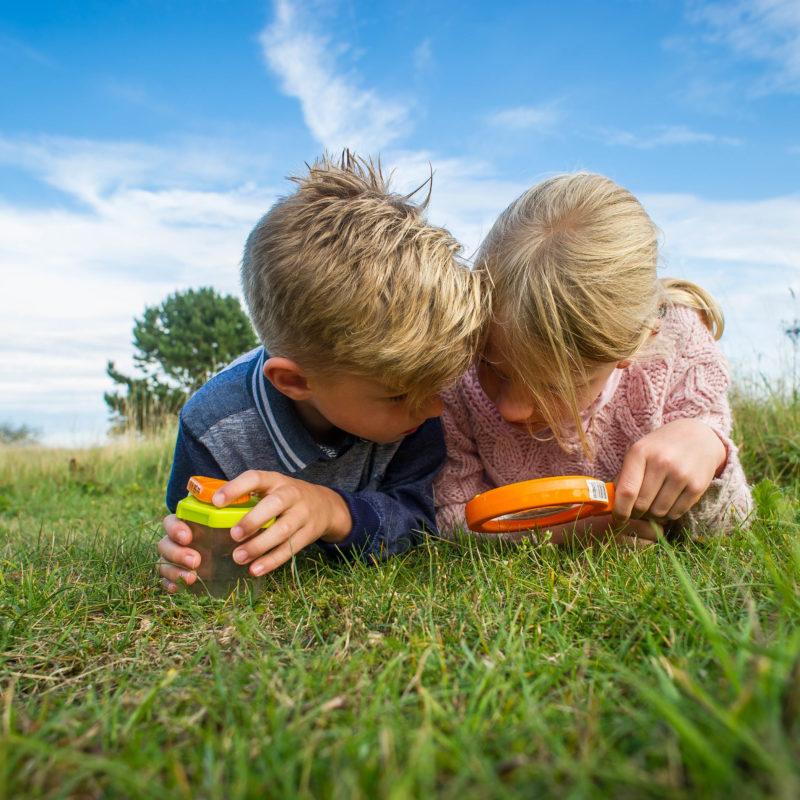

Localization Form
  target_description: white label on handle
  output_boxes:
[586,479,608,502]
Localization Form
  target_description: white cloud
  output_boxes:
[385,150,528,257]
[0,134,280,444]
[643,191,800,375]
[689,0,800,93]
[2,128,798,444]
[488,105,561,134]
[259,0,411,152]
[602,124,741,148]
[0,135,269,208]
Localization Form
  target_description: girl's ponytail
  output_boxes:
[660,278,724,341]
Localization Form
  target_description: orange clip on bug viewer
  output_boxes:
[465,475,615,534]
[175,476,275,597]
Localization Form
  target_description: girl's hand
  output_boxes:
[544,515,662,547]
[613,419,727,523]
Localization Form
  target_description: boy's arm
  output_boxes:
[165,421,227,512]
[315,420,446,561]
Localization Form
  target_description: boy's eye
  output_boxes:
[387,393,408,403]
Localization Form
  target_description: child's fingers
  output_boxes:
[611,517,663,542]
[230,494,284,541]
[158,535,200,570]
[157,556,197,587]
[247,526,318,576]
[644,475,684,519]
[650,484,700,520]
[231,506,306,565]
[212,470,276,507]
[163,513,194,545]
[613,451,647,521]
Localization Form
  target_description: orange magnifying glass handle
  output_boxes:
[465,475,615,534]
[187,476,253,506]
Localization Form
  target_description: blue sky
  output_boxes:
[1,0,799,445]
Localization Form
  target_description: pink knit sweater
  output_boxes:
[434,304,752,539]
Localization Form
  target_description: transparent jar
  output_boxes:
[175,492,274,598]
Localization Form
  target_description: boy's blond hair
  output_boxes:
[242,152,486,406]
[478,172,723,448]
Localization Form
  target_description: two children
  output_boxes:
[159,162,751,591]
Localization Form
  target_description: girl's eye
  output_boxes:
[387,393,408,404]
[478,357,509,381]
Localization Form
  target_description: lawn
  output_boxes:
[1,393,799,799]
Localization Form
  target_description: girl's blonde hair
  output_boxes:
[478,172,723,448]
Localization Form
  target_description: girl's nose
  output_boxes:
[495,387,536,425]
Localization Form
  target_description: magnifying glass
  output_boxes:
[465,475,615,533]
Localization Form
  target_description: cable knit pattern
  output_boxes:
[434,305,752,540]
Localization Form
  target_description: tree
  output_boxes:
[0,422,40,445]
[106,287,259,433]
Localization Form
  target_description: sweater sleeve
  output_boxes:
[315,419,445,561]
[433,381,492,536]
[165,419,227,513]
[658,306,753,537]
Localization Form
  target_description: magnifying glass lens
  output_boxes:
[495,503,582,522]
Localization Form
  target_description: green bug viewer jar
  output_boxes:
[175,476,275,598]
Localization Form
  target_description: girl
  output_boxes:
[435,173,752,543]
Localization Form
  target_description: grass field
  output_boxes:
[1,391,799,799]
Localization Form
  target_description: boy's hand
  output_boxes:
[215,470,353,576]
[613,419,726,524]
[157,514,201,593]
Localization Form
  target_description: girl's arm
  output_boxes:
[614,306,752,536]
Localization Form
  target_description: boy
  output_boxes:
[158,153,485,592]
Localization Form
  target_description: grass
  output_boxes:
[1,401,800,799]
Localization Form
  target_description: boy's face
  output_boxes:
[300,373,444,444]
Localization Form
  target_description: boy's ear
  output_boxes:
[263,357,312,400]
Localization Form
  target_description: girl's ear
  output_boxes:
[616,360,632,370]
[263,357,312,400]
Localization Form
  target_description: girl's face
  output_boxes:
[477,325,623,432]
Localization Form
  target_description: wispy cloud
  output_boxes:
[413,38,433,73]
[0,134,279,442]
[260,0,410,152]
[387,150,528,257]
[2,130,797,441]
[688,0,800,94]
[0,33,55,67]
[601,123,741,148]
[0,135,271,209]
[488,105,561,134]
[644,190,800,374]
